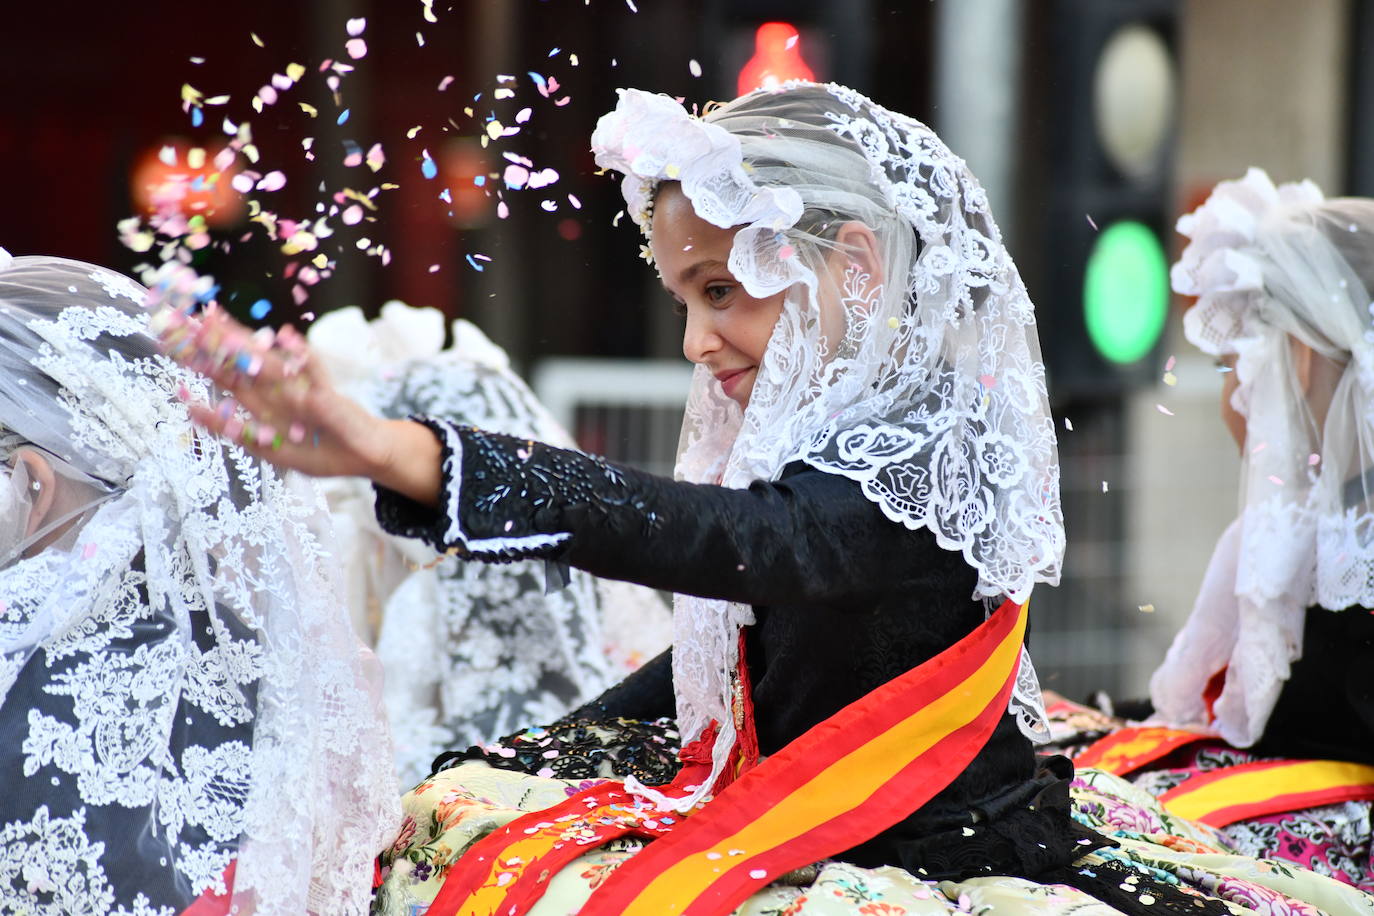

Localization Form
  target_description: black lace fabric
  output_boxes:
[1045,857,1235,916]
[431,716,683,787]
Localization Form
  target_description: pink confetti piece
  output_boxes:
[527,167,559,189]
[1268,475,1284,486]
[1309,453,1322,466]
[568,194,582,209]
[778,244,795,260]
[345,38,367,60]
[346,16,366,36]
[257,85,279,106]
[438,75,455,91]
[429,264,440,273]
[342,204,364,225]
[540,199,558,212]
[515,107,532,124]
[82,543,98,559]
[256,171,287,192]
[1164,355,1176,372]
[1156,404,1174,416]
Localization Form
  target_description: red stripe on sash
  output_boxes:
[1073,726,1209,776]
[1160,758,1374,827]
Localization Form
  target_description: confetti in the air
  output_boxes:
[1156,404,1174,416]
[1309,453,1321,466]
[689,59,702,77]
[1064,418,1074,431]
[1086,214,1098,231]
[250,299,272,320]
[420,150,438,179]
[1138,604,1155,613]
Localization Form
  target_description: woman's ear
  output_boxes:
[830,221,885,292]
[15,449,56,539]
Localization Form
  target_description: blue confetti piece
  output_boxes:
[337,108,350,125]
[197,283,221,303]
[473,175,486,187]
[465,255,485,272]
[528,71,547,93]
[548,47,561,57]
[190,175,206,191]
[249,299,272,320]
[190,107,204,127]
[439,188,452,202]
[420,153,438,180]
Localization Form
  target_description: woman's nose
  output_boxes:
[681,307,720,365]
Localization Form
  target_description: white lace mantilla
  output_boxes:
[311,305,670,785]
[0,257,397,915]
[592,84,1063,805]
[1154,169,1374,745]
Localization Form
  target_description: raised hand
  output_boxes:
[156,304,441,504]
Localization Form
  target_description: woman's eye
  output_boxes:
[705,284,733,304]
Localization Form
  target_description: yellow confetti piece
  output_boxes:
[463,107,474,118]
[187,148,207,169]
[299,102,318,117]
[407,125,422,139]
[312,253,329,268]
[570,53,579,66]
[250,32,264,47]
[887,316,899,329]
[286,62,306,82]
[1162,371,1177,386]
[486,120,504,139]
[204,95,230,106]
[251,96,265,114]
[181,83,203,104]
[1138,604,1155,613]
[665,164,681,179]
[282,230,318,255]
[243,144,260,163]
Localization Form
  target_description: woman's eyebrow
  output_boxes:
[662,259,730,296]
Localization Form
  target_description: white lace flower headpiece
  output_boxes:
[593,88,808,294]
[1154,170,1374,747]
[591,83,1062,809]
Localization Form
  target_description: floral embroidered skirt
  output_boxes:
[373,760,1374,916]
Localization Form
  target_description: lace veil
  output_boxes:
[0,251,397,914]
[1152,168,1374,745]
[591,84,1063,809]
[309,303,668,785]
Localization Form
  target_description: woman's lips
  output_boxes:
[716,367,752,399]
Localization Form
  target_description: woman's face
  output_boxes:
[651,184,785,409]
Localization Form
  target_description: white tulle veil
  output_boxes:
[1152,168,1374,746]
[591,84,1063,809]
[0,250,397,915]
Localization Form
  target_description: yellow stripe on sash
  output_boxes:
[1162,759,1374,827]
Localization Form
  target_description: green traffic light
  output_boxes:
[1082,220,1169,365]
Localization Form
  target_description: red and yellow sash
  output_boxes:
[428,597,1028,916]
[1160,759,1374,827]
[1073,726,1209,776]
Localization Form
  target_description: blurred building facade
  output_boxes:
[1,0,1370,697]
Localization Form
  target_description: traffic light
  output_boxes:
[1031,0,1179,395]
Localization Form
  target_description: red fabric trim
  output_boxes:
[178,861,235,916]
[584,598,1023,914]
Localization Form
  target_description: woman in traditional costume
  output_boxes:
[161,86,1374,916]
[0,252,397,915]
[1055,169,1374,891]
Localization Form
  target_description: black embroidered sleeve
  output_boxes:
[374,416,938,605]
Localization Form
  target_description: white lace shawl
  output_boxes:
[0,255,397,915]
[591,85,1062,809]
[308,304,669,785]
[1152,170,1374,746]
